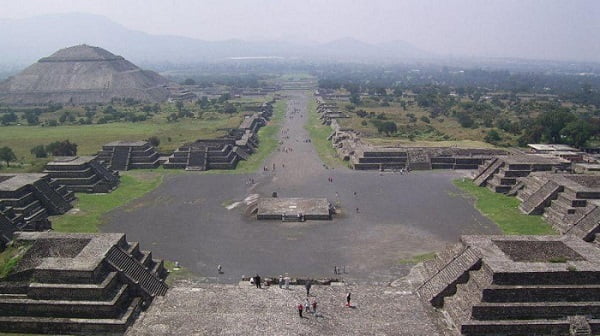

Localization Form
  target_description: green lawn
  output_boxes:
[230,99,286,174]
[398,252,437,264]
[304,95,346,168]
[0,116,242,166]
[453,179,556,235]
[51,172,163,233]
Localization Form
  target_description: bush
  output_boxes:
[46,140,77,156]
[420,116,431,123]
[30,145,47,158]
[147,136,160,147]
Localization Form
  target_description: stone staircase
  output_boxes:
[186,149,207,171]
[90,159,120,184]
[473,158,503,187]
[31,180,72,215]
[417,246,481,307]
[110,147,131,171]
[105,246,168,298]
[519,180,562,215]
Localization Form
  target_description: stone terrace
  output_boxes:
[418,234,600,336]
[472,154,570,193]
[97,141,160,171]
[0,173,73,247]
[518,173,600,241]
[0,232,168,335]
[44,155,120,193]
[126,280,441,336]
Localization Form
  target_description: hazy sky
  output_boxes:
[1,0,599,61]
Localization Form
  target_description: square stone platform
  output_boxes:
[257,197,332,220]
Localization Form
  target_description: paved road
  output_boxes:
[103,91,499,284]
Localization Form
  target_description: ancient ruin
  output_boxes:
[164,103,273,171]
[472,154,571,193]
[44,156,120,193]
[0,232,167,335]
[0,45,176,105]
[417,234,600,336]
[0,174,73,248]
[518,173,600,241]
[256,197,333,221]
[316,97,507,171]
[97,141,161,171]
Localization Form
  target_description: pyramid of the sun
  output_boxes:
[0,44,171,105]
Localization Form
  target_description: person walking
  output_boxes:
[297,303,304,318]
[278,275,283,289]
[305,280,312,296]
[304,298,311,313]
[284,274,290,290]
[346,292,352,307]
[312,300,318,315]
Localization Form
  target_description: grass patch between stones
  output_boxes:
[304,94,346,168]
[0,242,31,279]
[51,172,163,233]
[453,179,556,235]
[398,252,436,264]
[228,99,287,174]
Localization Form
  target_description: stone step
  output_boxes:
[0,283,131,318]
[0,296,142,335]
[519,181,562,215]
[105,246,168,297]
[461,319,570,336]
[472,301,600,320]
[473,158,503,186]
[417,247,481,307]
[482,284,600,303]
[28,272,120,301]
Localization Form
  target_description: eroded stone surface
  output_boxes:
[127,280,441,336]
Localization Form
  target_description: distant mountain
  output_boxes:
[0,13,430,67]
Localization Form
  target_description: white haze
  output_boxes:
[0,0,599,62]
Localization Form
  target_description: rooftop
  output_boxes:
[0,173,47,191]
[462,235,600,273]
[46,155,97,166]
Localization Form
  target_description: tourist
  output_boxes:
[255,274,261,289]
[346,292,352,306]
[278,275,283,289]
[305,280,312,296]
[312,300,318,315]
[284,274,290,289]
[297,303,303,318]
[356,207,360,214]
[304,298,311,313]
[217,264,222,274]
[334,266,338,275]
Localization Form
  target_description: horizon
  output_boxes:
[0,0,599,63]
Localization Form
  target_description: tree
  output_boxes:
[537,108,576,143]
[1,112,17,125]
[0,147,17,167]
[175,101,184,113]
[560,120,593,147]
[350,92,361,105]
[223,102,237,114]
[182,78,196,85]
[46,140,77,156]
[30,145,47,158]
[24,111,40,125]
[218,93,231,103]
[484,129,502,144]
[146,136,160,147]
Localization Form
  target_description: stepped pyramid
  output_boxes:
[0,44,171,105]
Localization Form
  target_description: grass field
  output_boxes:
[230,99,286,174]
[51,172,163,233]
[305,95,346,168]
[453,179,556,235]
[0,117,241,164]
